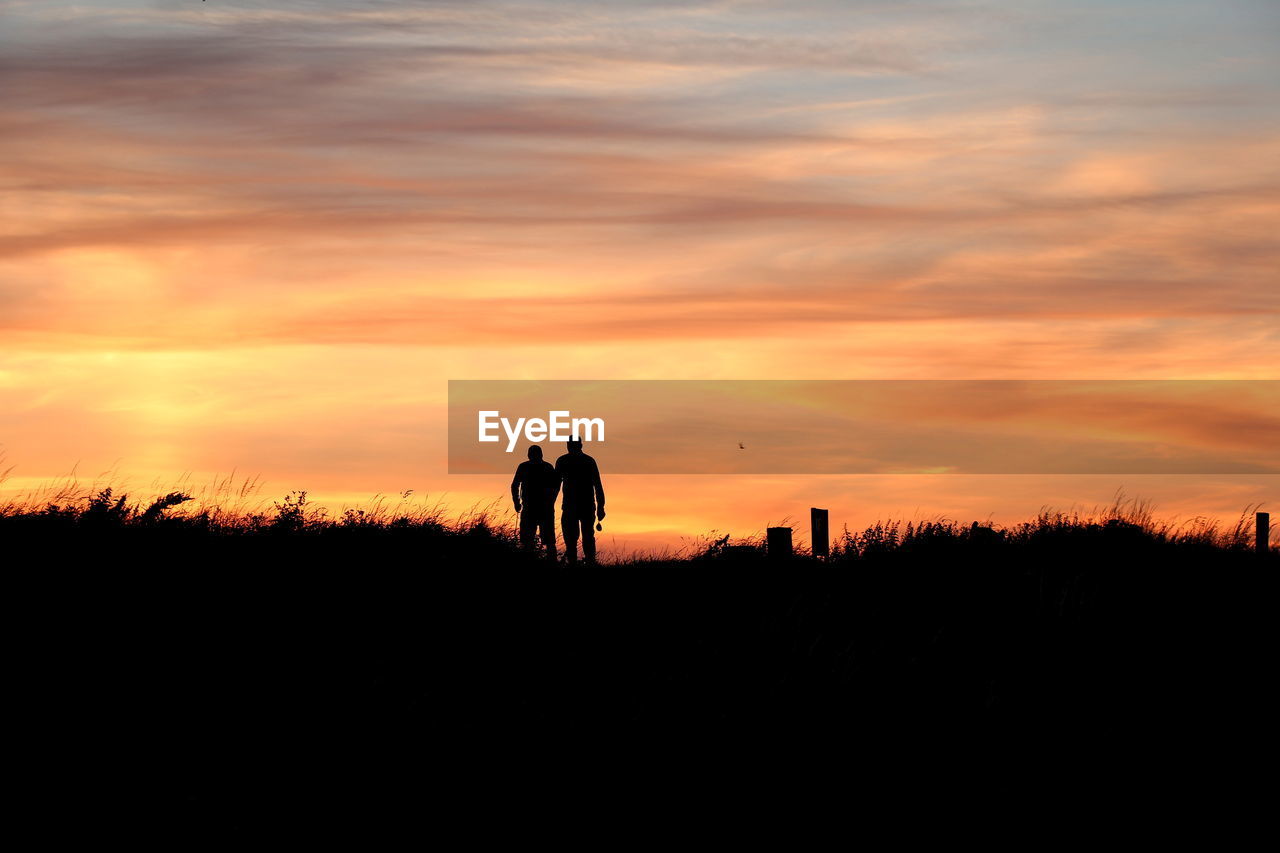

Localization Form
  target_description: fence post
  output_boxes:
[1259,512,1271,555]
[811,508,829,559]
[767,527,793,560]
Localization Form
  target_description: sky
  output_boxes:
[2,0,1278,552]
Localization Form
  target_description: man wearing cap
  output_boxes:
[554,436,606,565]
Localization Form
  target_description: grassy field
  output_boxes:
[8,487,1276,832]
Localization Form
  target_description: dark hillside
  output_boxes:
[8,494,1276,831]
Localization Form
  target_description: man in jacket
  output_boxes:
[511,445,559,559]
[554,437,605,565]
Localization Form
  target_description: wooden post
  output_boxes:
[810,508,829,558]
[1259,512,1271,555]
[767,527,793,560]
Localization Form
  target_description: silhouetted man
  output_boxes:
[555,437,605,565]
[511,445,559,559]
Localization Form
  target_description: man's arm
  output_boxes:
[592,458,605,518]
[510,465,523,512]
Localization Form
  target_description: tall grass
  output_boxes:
[690,492,1271,562]
[0,473,517,543]
[4,476,1266,562]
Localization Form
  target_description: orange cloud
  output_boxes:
[2,1,1278,549]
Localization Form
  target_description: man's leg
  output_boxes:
[519,510,538,550]
[538,510,558,560]
[561,511,579,564]
[580,510,597,564]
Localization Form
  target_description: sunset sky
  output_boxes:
[2,0,1277,552]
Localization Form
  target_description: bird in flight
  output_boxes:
[738,441,746,450]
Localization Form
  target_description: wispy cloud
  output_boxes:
[2,0,1278,539]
